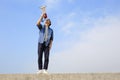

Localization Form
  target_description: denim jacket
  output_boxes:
[37,24,53,46]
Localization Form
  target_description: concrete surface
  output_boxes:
[0,73,120,80]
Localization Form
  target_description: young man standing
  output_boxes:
[36,13,53,74]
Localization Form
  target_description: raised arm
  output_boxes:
[36,13,44,27]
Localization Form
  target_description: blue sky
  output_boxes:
[0,0,120,73]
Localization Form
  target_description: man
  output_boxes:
[36,13,53,74]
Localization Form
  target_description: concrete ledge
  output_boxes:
[0,73,120,80]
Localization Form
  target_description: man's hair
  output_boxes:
[46,19,51,27]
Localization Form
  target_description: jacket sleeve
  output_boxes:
[36,24,43,30]
[50,30,53,41]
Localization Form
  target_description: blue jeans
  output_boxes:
[38,42,50,70]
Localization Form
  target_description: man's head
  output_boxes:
[45,19,51,27]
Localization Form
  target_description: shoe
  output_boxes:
[42,69,48,74]
[37,70,43,74]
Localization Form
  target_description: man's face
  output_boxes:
[45,19,51,27]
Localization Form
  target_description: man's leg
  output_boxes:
[44,46,50,70]
[38,43,44,70]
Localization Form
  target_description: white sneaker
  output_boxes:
[37,70,43,74]
[42,69,48,74]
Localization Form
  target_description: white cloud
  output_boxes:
[67,0,75,3]
[49,15,120,73]
[61,22,75,34]
[57,12,78,35]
